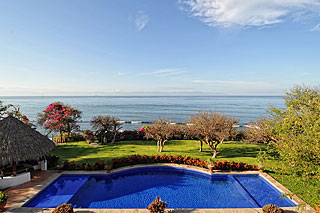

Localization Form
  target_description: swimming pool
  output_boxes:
[23,167,296,209]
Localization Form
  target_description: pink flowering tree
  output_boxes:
[37,102,82,142]
[0,101,33,127]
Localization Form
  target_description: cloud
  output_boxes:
[117,72,126,76]
[192,80,273,87]
[298,72,312,76]
[140,68,185,77]
[135,11,149,31]
[180,0,320,28]
[153,68,185,76]
[310,23,320,31]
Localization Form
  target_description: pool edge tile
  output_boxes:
[259,172,315,211]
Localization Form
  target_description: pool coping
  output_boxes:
[6,163,316,212]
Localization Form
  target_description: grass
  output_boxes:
[51,140,319,208]
[51,140,266,165]
[270,172,320,210]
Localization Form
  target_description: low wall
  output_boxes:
[0,172,31,190]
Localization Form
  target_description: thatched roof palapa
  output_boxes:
[0,116,56,167]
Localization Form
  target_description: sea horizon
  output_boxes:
[0,96,284,131]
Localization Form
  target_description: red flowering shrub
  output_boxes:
[111,155,257,171]
[93,161,105,170]
[61,155,257,171]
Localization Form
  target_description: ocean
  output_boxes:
[0,96,284,131]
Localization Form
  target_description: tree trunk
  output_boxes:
[60,128,63,143]
[101,134,104,144]
[159,144,163,152]
[212,141,221,158]
[199,140,203,152]
[160,140,167,152]
[66,124,71,142]
[203,139,218,158]
[157,140,160,152]
[12,161,17,176]
[212,149,217,158]
[111,132,117,144]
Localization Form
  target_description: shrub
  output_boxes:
[53,133,68,143]
[231,129,245,141]
[52,203,74,213]
[63,161,77,170]
[111,154,258,171]
[147,197,167,213]
[93,161,105,170]
[262,204,284,213]
[118,130,145,141]
[60,155,257,171]
[53,132,85,143]
[62,161,106,171]
[68,132,85,142]
[46,154,60,168]
[83,129,95,143]
[0,192,8,203]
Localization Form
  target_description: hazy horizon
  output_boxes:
[0,96,284,130]
[0,95,283,97]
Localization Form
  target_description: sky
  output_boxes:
[0,0,319,96]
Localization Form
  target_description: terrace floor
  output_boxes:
[3,170,57,210]
[2,165,316,213]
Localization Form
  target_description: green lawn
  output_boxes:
[51,140,319,208]
[51,140,266,165]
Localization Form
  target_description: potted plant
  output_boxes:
[147,197,167,213]
[256,150,267,172]
[52,203,74,213]
[0,192,8,210]
[207,159,215,173]
[262,204,284,213]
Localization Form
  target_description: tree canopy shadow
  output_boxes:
[217,146,261,158]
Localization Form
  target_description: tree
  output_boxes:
[243,118,276,144]
[110,116,122,143]
[145,118,181,152]
[266,86,320,177]
[38,102,82,142]
[0,101,7,118]
[0,101,33,127]
[186,112,239,158]
[91,115,122,144]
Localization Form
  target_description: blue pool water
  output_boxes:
[23,167,296,209]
